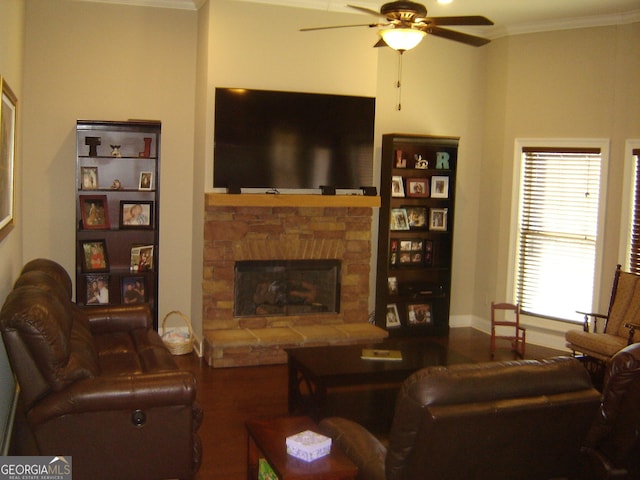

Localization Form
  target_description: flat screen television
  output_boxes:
[213,88,375,191]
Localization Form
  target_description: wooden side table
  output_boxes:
[246,416,358,480]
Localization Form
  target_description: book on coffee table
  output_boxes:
[361,349,403,361]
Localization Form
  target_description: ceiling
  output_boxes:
[81,0,640,37]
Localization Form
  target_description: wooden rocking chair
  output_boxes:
[566,265,640,364]
[490,302,526,357]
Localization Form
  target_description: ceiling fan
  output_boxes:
[300,1,494,51]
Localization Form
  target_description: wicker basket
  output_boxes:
[161,310,194,355]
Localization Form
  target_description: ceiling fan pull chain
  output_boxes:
[397,52,403,111]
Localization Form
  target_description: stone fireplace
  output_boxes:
[202,193,387,367]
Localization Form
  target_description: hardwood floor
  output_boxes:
[174,327,568,480]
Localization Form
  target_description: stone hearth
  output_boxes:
[202,193,386,367]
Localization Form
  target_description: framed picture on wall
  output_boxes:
[0,77,17,239]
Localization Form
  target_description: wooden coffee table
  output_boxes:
[246,415,357,480]
[285,339,470,430]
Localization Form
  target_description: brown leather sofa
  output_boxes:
[0,259,202,480]
[320,356,602,480]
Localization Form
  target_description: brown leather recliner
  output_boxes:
[320,356,601,480]
[1,259,202,480]
[580,342,640,479]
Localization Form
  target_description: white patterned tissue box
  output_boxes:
[285,430,332,462]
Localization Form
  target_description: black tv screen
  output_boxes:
[213,88,375,190]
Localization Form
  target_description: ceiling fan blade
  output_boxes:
[300,23,381,32]
[424,15,494,26]
[425,26,491,47]
[348,4,384,18]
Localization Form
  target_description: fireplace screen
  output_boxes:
[234,260,341,317]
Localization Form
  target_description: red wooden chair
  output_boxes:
[491,302,526,357]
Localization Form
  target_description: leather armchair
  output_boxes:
[320,357,601,480]
[1,259,202,480]
[580,342,640,479]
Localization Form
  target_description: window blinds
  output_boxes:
[630,148,640,274]
[517,147,601,322]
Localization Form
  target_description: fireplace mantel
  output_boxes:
[205,193,380,208]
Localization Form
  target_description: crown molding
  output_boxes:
[69,1,640,36]
[71,0,201,10]
[488,9,640,39]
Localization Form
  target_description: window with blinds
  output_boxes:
[516,147,602,322]
[629,148,640,274]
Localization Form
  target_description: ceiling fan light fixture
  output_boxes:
[380,28,426,52]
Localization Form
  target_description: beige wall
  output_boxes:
[0,0,24,301]
[21,0,197,330]
[0,0,25,452]
[5,0,640,350]
[478,23,640,346]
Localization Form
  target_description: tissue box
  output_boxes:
[286,430,332,462]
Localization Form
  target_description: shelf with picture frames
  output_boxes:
[75,120,161,329]
[375,133,458,337]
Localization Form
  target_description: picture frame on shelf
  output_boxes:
[406,177,429,197]
[394,150,406,168]
[80,166,99,190]
[386,303,401,328]
[85,274,110,305]
[424,239,434,266]
[388,277,398,295]
[431,176,449,199]
[391,176,405,197]
[390,208,410,231]
[139,171,153,191]
[405,206,427,229]
[399,238,424,265]
[399,240,413,252]
[399,250,412,264]
[121,276,146,304]
[120,201,153,229]
[389,239,399,266]
[429,208,448,232]
[0,77,17,239]
[80,194,110,229]
[407,303,432,325]
[80,240,109,273]
[130,244,154,272]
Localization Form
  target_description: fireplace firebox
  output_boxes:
[234,260,341,317]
